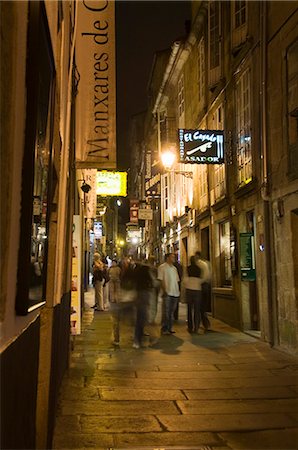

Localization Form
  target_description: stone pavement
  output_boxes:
[53,290,298,450]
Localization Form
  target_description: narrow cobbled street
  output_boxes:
[53,290,298,450]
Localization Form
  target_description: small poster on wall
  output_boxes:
[240,232,256,281]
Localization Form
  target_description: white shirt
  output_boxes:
[197,258,211,282]
[158,262,180,297]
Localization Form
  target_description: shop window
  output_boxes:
[231,1,247,49]
[208,1,221,86]
[219,221,232,286]
[287,39,298,179]
[16,3,55,314]
[212,104,226,201]
[199,167,208,210]
[198,165,208,210]
[235,68,252,187]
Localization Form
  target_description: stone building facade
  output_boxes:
[0,1,107,447]
[130,1,298,353]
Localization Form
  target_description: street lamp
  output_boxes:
[161,150,176,170]
[161,150,193,178]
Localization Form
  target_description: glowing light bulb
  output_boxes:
[161,151,176,170]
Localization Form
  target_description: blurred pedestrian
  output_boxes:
[195,251,212,331]
[108,259,121,345]
[145,256,160,346]
[119,256,137,327]
[173,251,183,320]
[102,256,110,310]
[92,253,105,311]
[184,255,205,334]
[133,262,154,348]
[158,253,180,335]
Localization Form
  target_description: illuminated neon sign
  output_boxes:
[96,171,127,196]
[178,129,224,164]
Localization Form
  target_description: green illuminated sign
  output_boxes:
[240,232,256,281]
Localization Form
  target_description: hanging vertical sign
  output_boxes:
[178,129,224,164]
[71,216,82,335]
[83,169,97,218]
[130,199,139,223]
[76,1,116,169]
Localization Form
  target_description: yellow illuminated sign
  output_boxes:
[96,171,127,196]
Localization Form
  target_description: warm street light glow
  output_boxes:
[161,150,176,170]
[119,239,125,246]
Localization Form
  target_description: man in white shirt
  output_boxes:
[158,253,180,334]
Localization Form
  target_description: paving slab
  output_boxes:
[91,370,137,378]
[215,362,293,370]
[158,364,220,372]
[52,433,114,449]
[97,363,160,371]
[114,431,224,447]
[87,375,298,389]
[54,415,81,434]
[183,386,297,400]
[80,415,162,433]
[157,413,298,432]
[136,370,273,379]
[53,295,298,449]
[176,398,298,414]
[60,375,85,389]
[99,387,187,401]
[60,386,100,400]
[60,399,180,416]
[220,428,298,449]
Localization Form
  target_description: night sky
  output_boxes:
[116,0,191,170]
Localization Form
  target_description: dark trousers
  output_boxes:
[201,282,211,330]
[186,289,202,332]
[134,290,149,345]
[173,300,179,320]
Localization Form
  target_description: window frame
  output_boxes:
[198,165,208,210]
[235,68,252,187]
[219,220,232,287]
[15,2,56,315]
[197,37,205,104]
[208,0,222,86]
[212,104,226,201]
[286,39,298,179]
[231,1,248,48]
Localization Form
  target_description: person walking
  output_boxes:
[119,256,137,327]
[173,252,183,320]
[102,256,110,310]
[133,262,154,348]
[145,256,160,346]
[195,251,212,331]
[108,259,121,345]
[92,253,105,311]
[158,253,180,335]
[184,255,205,334]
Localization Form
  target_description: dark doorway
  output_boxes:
[182,237,188,265]
[246,211,259,331]
[201,227,210,260]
